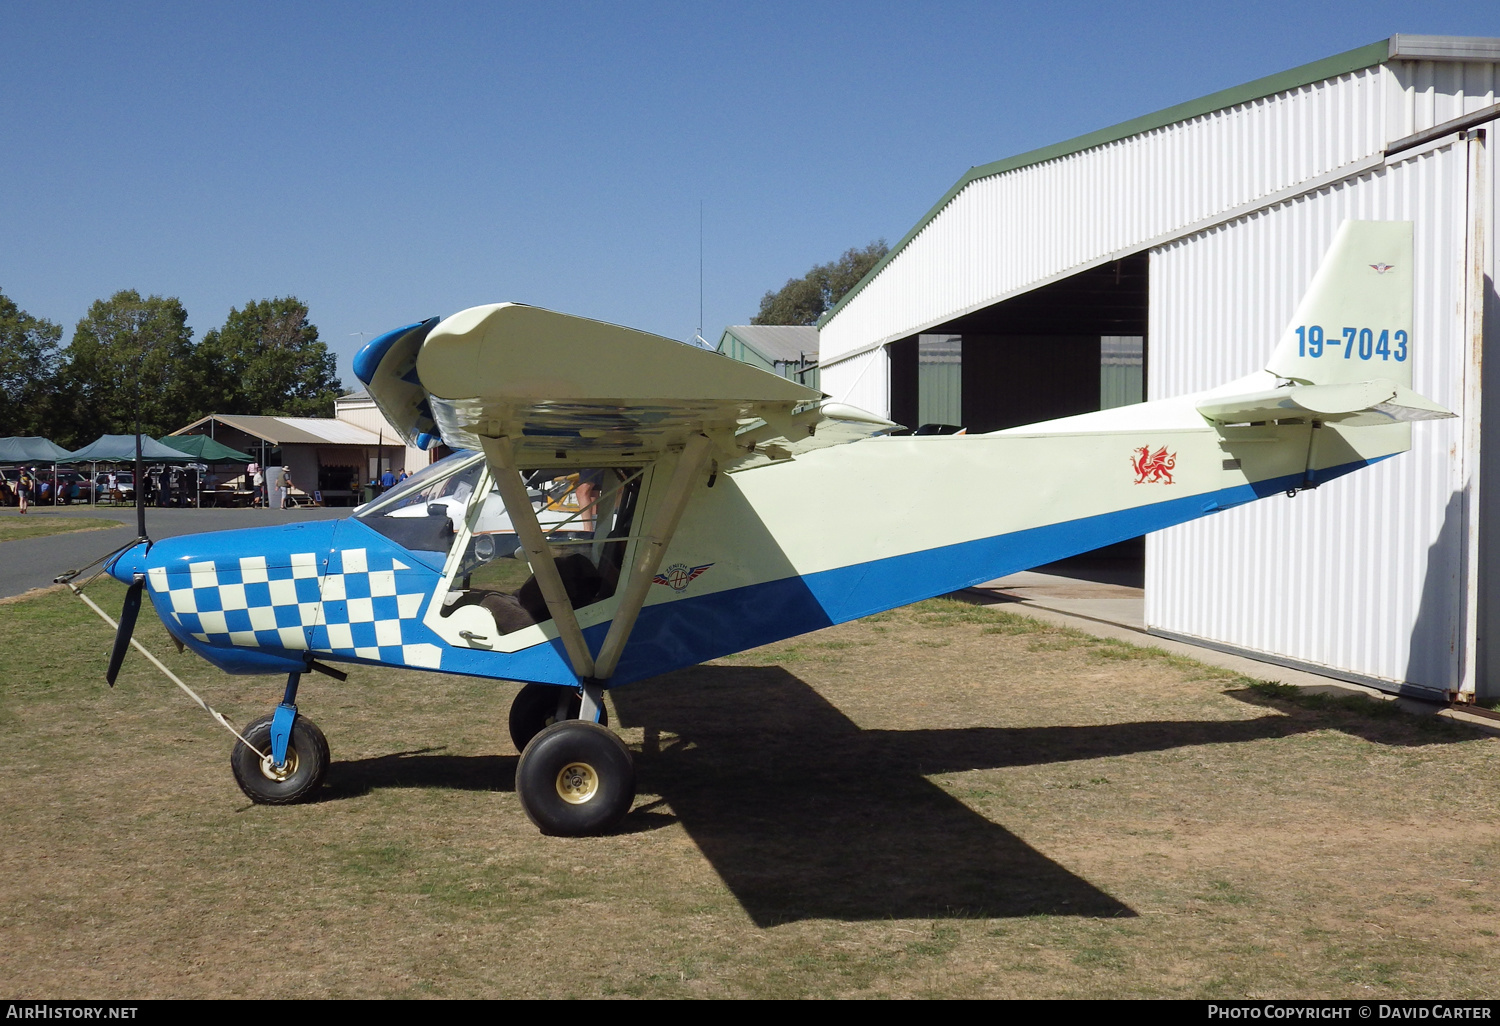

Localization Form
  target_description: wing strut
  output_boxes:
[480,436,597,680]
[479,431,712,690]
[590,433,713,682]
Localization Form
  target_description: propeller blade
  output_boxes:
[106,579,145,686]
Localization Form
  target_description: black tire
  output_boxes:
[515,721,635,836]
[230,713,330,805]
[508,682,608,752]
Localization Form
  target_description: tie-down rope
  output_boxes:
[65,582,268,758]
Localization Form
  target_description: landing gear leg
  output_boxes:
[482,433,713,836]
[508,682,609,752]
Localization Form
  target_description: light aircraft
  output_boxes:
[64,220,1451,836]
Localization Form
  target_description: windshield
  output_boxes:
[354,450,482,518]
[354,451,485,564]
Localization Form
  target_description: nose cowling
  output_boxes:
[106,541,151,585]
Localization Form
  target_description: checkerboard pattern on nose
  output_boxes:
[310,547,441,668]
[147,553,322,652]
[147,547,442,670]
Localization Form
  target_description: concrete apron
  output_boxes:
[962,570,1500,737]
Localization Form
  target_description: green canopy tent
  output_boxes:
[0,437,77,507]
[0,437,75,462]
[60,434,198,464]
[157,434,256,506]
[59,434,200,507]
[158,434,252,462]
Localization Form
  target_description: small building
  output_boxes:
[817,36,1500,702]
[332,392,432,473]
[173,396,425,506]
[717,325,820,389]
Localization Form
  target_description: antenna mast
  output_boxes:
[697,200,706,348]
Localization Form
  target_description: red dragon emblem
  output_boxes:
[1131,445,1176,485]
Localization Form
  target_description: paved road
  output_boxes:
[0,506,348,600]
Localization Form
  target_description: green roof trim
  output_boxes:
[820,38,1393,328]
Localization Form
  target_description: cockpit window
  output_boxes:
[441,467,642,635]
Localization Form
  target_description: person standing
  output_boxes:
[16,467,32,514]
[575,468,603,533]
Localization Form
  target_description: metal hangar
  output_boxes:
[817,36,1500,701]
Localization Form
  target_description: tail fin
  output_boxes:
[1266,220,1413,387]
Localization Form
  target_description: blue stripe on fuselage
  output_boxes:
[600,458,1382,687]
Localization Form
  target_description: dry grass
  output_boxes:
[1,588,1496,998]
[0,511,117,543]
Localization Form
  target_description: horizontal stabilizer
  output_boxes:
[1197,379,1453,427]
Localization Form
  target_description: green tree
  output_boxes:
[751,240,889,325]
[0,290,64,437]
[58,290,200,446]
[196,297,342,417]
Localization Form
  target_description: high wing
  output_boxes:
[353,302,900,708]
[354,303,898,472]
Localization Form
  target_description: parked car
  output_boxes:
[94,471,135,503]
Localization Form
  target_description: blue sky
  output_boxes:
[3,1,1498,388]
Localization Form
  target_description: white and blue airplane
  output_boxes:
[70,220,1450,836]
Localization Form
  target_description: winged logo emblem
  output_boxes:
[653,563,714,592]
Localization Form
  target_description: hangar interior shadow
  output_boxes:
[888,253,1149,435]
[889,254,1150,573]
[319,660,1475,926]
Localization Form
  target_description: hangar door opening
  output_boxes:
[888,254,1149,575]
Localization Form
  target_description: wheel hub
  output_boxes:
[258,747,298,782]
[555,761,599,804]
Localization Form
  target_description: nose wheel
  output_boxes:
[515,720,635,836]
[230,713,329,805]
[230,671,328,805]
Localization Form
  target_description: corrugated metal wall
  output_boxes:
[330,398,429,475]
[1100,336,1145,409]
[1387,59,1498,137]
[822,59,1498,391]
[917,335,962,426]
[821,65,1390,371]
[1144,143,1472,692]
[718,335,775,375]
[822,346,889,417]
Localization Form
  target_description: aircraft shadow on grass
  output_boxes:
[317,662,1466,926]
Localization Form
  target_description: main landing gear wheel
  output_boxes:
[508,682,608,752]
[515,720,635,836]
[230,713,330,805]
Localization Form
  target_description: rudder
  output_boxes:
[1265,220,1413,388]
